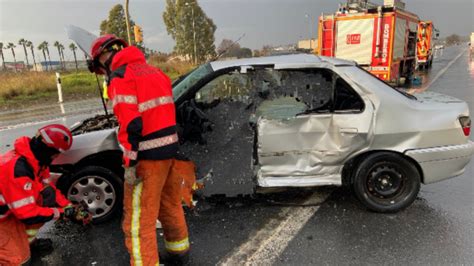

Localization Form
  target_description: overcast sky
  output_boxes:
[0,0,473,62]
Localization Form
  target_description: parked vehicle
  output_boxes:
[52,54,474,223]
[317,0,419,85]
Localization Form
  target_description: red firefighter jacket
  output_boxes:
[107,46,178,167]
[0,137,69,224]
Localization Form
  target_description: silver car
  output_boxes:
[52,54,474,222]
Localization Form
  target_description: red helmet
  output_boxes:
[91,34,128,60]
[38,124,73,153]
[89,34,128,74]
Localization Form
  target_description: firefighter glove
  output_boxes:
[62,204,92,225]
[124,165,142,185]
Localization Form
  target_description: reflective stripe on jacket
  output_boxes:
[108,46,178,166]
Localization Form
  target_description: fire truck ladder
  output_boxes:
[321,14,336,57]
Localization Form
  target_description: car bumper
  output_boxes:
[405,141,474,184]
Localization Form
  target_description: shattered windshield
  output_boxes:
[173,63,214,100]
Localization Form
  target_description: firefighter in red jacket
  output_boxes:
[89,35,194,265]
[0,124,90,265]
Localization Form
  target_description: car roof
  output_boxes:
[209,54,355,71]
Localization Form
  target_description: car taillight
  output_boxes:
[459,116,471,136]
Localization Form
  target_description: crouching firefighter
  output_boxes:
[89,35,197,265]
[0,124,92,265]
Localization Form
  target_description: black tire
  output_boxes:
[352,152,420,213]
[60,166,123,224]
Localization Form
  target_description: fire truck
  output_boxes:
[417,21,438,70]
[317,0,420,85]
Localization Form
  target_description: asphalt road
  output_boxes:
[1,45,472,265]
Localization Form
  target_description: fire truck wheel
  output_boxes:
[352,152,421,213]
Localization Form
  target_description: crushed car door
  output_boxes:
[177,69,257,196]
[256,68,374,188]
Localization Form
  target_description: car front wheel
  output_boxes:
[62,166,123,224]
[352,152,420,213]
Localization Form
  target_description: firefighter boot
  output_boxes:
[159,252,190,266]
[30,238,54,257]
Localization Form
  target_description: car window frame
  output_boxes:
[284,67,365,116]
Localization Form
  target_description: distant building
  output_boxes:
[4,61,27,71]
[297,39,318,50]
[34,60,88,71]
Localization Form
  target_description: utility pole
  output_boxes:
[192,4,197,65]
[124,0,132,45]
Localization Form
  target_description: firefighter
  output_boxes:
[89,34,193,265]
[0,124,91,265]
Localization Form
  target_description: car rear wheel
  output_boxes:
[63,166,123,224]
[352,152,420,213]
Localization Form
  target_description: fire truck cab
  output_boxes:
[318,0,419,85]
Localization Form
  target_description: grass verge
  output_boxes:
[0,61,193,111]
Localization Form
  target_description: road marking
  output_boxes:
[423,48,467,90]
[218,189,332,265]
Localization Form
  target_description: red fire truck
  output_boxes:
[317,0,420,85]
[417,21,438,70]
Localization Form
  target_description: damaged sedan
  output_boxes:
[51,54,474,222]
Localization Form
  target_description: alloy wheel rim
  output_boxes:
[67,175,116,219]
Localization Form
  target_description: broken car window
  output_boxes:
[334,77,364,113]
[173,63,214,100]
[253,69,334,115]
[195,70,251,104]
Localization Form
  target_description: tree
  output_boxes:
[0,42,5,71]
[260,45,273,57]
[59,44,66,70]
[237,48,252,58]
[18,38,30,69]
[38,41,50,71]
[163,0,217,64]
[26,41,37,71]
[217,39,240,57]
[53,41,64,70]
[216,39,252,59]
[6,43,17,71]
[44,42,52,70]
[446,34,461,46]
[69,43,78,71]
[100,4,137,44]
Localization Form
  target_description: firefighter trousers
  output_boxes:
[0,216,40,265]
[123,159,190,266]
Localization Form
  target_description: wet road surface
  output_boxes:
[1,45,472,265]
[279,45,474,265]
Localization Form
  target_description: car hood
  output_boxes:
[53,128,120,165]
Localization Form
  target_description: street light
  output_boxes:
[185,2,198,65]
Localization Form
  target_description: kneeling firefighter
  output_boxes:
[88,35,198,265]
[0,124,91,265]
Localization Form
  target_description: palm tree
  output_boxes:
[59,44,66,70]
[53,41,63,70]
[69,43,78,71]
[38,41,49,71]
[0,42,6,71]
[18,38,30,70]
[42,41,52,70]
[26,41,37,71]
[6,42,17,71]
